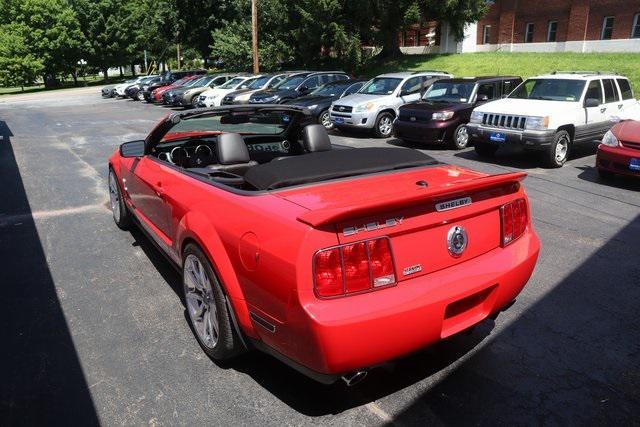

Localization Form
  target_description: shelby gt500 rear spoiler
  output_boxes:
[294,171,527,227]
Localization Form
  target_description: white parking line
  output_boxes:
[0,203,108,226]
[366,402,394,424]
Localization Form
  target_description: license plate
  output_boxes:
[333,117,344,124]
[490,132,506,143]
[630,158,640,171]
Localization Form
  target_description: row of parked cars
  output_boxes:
[102,69,640,175]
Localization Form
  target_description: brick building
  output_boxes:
[400,0,640,54]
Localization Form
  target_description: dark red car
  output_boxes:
[149,75,200,103]
[394,76,522,150]
[108,105,540,385]
[597,120,640,178]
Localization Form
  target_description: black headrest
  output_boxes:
[217,133,251,165]
[302,124,332,153]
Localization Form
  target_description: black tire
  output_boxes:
[597,168,615,179]
[191,96,199,108]
[374,112,394,138]
[544,130,571,168]
[182,244,243,360]
[474,142,499,157]
[108,168,131,230]
[451,124,470,150]
[319,109,334,130]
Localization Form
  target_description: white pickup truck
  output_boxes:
[466,72,639,167]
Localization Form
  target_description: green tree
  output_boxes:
[0,23,44,90]
[12,0,88,86]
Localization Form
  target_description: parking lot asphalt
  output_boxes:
[1,87,639,426]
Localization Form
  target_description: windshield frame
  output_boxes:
[275,75,306,90]
[508,78,587,102]
[358,77,403,96]
[422,81,477,104]
[219,77,247,89]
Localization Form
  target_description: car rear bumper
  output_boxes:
[596,144,640,176]
[254,231,540,376]
[393,118,460,144]
[466,123,555,150]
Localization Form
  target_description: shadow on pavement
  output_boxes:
[391,215,640,424]
[219,321,494,416]
[0,121,99,424]
[450,142,598,170]
[576,166,640,191]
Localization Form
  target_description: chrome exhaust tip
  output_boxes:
[341,370,368,387]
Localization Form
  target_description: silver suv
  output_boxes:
[330,71,452,138]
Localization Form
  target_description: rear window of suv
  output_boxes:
[617,79,634,100]
[510,78,586,102]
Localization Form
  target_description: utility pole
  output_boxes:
[177,43,182,70]
[252,0,259,73]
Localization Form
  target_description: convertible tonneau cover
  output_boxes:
[244,147,440,190]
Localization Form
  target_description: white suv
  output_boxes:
[330,71,452,138]
[466,72,638,167]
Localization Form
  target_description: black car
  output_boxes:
[125,75,162,100]
[284,79,365,129]
[249,71,349,104]
[140,70,206,102]
[394,76,522,149]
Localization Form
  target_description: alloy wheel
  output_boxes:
[555,136,569,163]
[456,126,469,148]
[320,111,333,129]
[379,116,393,137]
[184,254,219,349]
[108,171,121,222]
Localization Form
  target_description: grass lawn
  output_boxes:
[362,52,640,92]
[0,74,135,96]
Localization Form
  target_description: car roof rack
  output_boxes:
[551,71,619,76]
[412,70,449,75]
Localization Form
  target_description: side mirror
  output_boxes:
[399,90,409,97]
[120,140,145,158]
[585,98,601,108]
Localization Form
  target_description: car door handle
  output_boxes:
[618,104,624,109]
[600,107,607,113]
[155,182,164,198]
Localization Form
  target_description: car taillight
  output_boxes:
[313,237,396,298]
[500,198,528,247]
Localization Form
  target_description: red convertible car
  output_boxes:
[108,106,540,385]
[596,120,640,178]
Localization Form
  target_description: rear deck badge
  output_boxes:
[436,197,472,212]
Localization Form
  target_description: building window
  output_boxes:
[547,21,558,42]
[601,16,614,40]
[525,23,535,43]
[632,14,640,38]
[483,25,491,44]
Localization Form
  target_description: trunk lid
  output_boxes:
[276,165,525,280]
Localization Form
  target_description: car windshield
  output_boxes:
[311,82,351,96]
[359,78,402,95]
[276,76,306,90]
[219,77,245,89]
[423,81,476,103]
[509,79,586,102]
[172,77,190,86]
[247,76,271,89]
[185,77,206,87]
[159,111,293,143]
